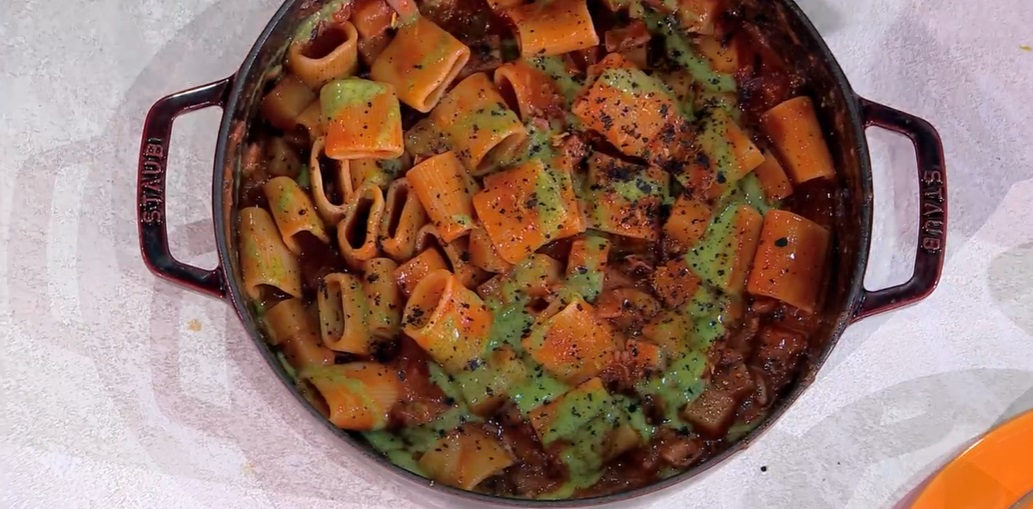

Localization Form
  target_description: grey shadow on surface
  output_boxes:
[739,369,1033,508]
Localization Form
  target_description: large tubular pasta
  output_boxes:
[430,73,528,175]
[301,362,401,430]
[676,0,722,34]
[493,61,564,120]
[288,20,360,89]
[237,0,846,494]
[402,269,493,374]
[752,150,794,201]
[468,227,511,274]
[746,210,830,313]
[418,424,516,490]
[604,21,651,53]
[394,247,449,296]
[337,183,385,269]
[506,0,599,58]
[262,176,331,255]
[521,295,618,384]
[696,35,738,74]
[321,78,404,160]
[309,137,352,225]
[264,298,335,368]
[760,96,836,183]
[261,75,317,132]
[239,207,303,300]
[694,109,765,198]
[318,272,372,354]
[687,204,764,293]
[457,347,528,415]
[296,100,325,141]
[406,151,477,242]
[478,253,564,302]
[663,194,712,254]
[572,64,679,158]
[583,152,669,241]
[404,116,450,160]
[363,258,403,338]
[414,224,491,289]
[349,157,406,191]
[651,257,701,308]
[370,16,471,113]
[473,159,579,264]
[527,377,610,444]
[352,0,394,40]
[596,287,661,325]
[378,177,428,262]
[565,236,610,302]
[265,137,304,178]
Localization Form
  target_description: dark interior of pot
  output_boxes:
[212,0,871,504]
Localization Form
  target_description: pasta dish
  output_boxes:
[236,0,836,498]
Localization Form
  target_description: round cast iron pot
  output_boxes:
[136,0,948,505]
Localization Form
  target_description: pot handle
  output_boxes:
[137,77,234,299]
[851,98,947,322]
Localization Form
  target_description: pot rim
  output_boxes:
[209,0,871,505]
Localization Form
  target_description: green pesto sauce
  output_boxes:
[718,172,775,216]
[486,301,534,349]
[534,167,567,234]
[635,323,711,426]
[455,105,520,139]
[612,394,656,443]
[450,214,474,228]
[402,365,483,453]
[605,168,670,203]
[538,379,611,445]
[401,407,472,453]
[455,352,528,410]
[363,158,404,189]
[561,236,609,302]
[695,111,744,188]
[560,417,610,473]
[684,201,760,292]
[295,163,310,190]
[364,430,424,475]
[320,78,390,121]
[597,68,672,100]
[510,366,569,414]
[428,363,464,403]
[527,55,584,105]
[695,91,741,122]
[639,10,737,94]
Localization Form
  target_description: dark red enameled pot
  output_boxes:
[136,0,947,506]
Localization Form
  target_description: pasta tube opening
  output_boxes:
[401,269,493,373]
[337,184,385,268]
[309,137,352,224]
[289,21,360,89]
[263,176,331,255]
[379,177,428,262]
[318,273,373,354]
[238,206,303,303]
[300,363,401,430]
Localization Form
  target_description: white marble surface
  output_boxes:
[2,0,1033,507]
